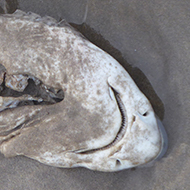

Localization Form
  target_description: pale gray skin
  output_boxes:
[0,10,165,171]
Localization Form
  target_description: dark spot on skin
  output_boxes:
[63,74,68,83]
[97,90,101,95]
[132,115,136,122]
[37,57,43,64]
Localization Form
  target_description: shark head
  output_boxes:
[0,10,168,172]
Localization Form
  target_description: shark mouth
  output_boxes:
[76,87,128,154]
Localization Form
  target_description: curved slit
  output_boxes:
[77,87,127,154]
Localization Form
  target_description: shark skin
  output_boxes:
[0,10,167,172]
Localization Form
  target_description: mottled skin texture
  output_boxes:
[0,10,163,171]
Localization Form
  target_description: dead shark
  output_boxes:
[0,10,167,172]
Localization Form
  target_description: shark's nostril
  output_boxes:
[116,159,121,166]
[143,111,149,117]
